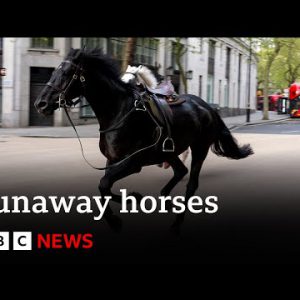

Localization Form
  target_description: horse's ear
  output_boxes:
[74,49,82,60]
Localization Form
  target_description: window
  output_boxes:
[218,80,222,104]
[80,97,95,118]
[81,38,106,49]
[207,40,216,103]
[199,75,203,98]
[134,38,158,66]
[237,53,242,108]
[107,38,127,67]
[208,40,216,75]
[208,40,216,59]
[224,81,229,107]
[220,43,223,65]
[31,38,54,49]
[207,74,214,103]
[224,47,231,107]
[226,47,231,79]
[199,38,203,54]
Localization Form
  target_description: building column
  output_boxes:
[1,38,19,127]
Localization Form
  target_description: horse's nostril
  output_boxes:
[36,100,48,110]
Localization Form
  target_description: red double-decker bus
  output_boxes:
[289,82,300,117]
[257,94,282,111]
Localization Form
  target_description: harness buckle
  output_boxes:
[73,74,78,80]
[134,99,147,111]
[58,93,66,111]
[80,75,85,82]
[162,137,175,152]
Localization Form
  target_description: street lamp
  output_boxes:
[246,39,252,123]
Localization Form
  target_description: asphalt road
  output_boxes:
[1,121,300,264]
[233,118,300,134]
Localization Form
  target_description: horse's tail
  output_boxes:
[211,112,254,159]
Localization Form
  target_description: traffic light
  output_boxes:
[0,68,6,76]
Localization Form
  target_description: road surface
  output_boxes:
[1,120,300,263]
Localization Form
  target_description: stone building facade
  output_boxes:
[0,37,257,127]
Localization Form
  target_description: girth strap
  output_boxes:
[149,94,175,152]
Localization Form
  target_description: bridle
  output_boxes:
[46,60,86,110]
[45,59,164,171]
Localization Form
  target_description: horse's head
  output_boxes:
[34,48,85,115]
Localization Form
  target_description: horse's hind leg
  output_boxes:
[186,142,210,199]
[171,142,210,234]
[160,156,188,196]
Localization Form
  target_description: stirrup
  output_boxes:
[134,99,147,111]
[162,137,175,152]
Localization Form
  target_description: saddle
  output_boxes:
[141,80,186,152]
[145,80,185,106]
[133,78,187,152]
[146,79,186,106]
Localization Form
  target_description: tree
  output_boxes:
[173,38,188,93]
[270,38,300,90]
[257,38,283,120]
[121,38,137,73]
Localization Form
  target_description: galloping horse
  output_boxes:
[35,48,253,232]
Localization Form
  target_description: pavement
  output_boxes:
[225,110,290,130]
[0,110,290,138]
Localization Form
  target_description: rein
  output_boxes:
[48,59,164,171]
[46,60,86,109]
[63,100,162,171]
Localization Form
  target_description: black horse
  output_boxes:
[34,48,253,233]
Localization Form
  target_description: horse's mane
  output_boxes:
[137,66,158,89]
[121,65,158,89]
[68,48,133,94]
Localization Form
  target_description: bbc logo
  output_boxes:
[0,232,32,250]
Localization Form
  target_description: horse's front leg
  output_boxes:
[98,160,142,232]
[160,155,188,197]
[171,142,210,235]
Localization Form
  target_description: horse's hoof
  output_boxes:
[106,214,122,233]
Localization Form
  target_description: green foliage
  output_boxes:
[257,38,300,92]
[255,38,283,119]
[271,38,300,90]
